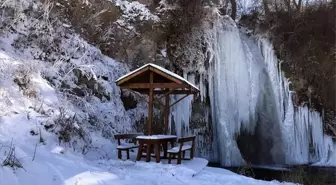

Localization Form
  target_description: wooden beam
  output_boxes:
[156,89,176,100]
[116,66,149,85]
[149,67,183,85]
[164,94,170,134]
[169,94,190,108]
[148,71,154,136]
[120,83,189,89]
[133,89,198,95]
[154,89,198,95]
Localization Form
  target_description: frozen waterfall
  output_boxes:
[169,15,335,167]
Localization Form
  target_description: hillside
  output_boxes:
[0,1,299,185]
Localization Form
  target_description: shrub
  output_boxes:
[54,108,85,143]
[13,64,38,98]
[2,141,23,170]
[52,108,92,154]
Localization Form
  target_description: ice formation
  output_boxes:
[169,72,195,137]
[169,15,335,167]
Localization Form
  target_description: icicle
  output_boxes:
[169,72,194,138]
[310,110,325,161]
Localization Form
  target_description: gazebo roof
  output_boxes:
[115,63,199,94]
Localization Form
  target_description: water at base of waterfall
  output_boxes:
[223,165,336,185]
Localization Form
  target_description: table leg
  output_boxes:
[163,142,168,159]
[136,142,143,161]
[146,144,151,162]
[154,143,160,163]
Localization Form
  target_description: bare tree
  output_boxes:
[263,0,271,14]
[293,0,303,12]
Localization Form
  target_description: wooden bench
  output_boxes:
[167,136,195,164]
[114,133,143,160]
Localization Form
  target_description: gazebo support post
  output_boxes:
[148,71,154,135]
[164,94,170,134]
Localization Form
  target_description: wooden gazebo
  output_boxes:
[115,63,199,135]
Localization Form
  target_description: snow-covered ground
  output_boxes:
[0,112,295,185]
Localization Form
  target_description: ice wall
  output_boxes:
[169,14,335,167]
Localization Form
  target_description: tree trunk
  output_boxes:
[230,0,237,20]
[293,0,303,11]
[283,0,292,13]
[297,0,303,11]
[263,0,270,15]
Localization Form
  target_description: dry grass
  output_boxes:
[1,140,24,170]
[237,163,256,178]
[282,167,331,185]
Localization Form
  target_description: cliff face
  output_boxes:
[46,0,211,70]
[46,0,162,67]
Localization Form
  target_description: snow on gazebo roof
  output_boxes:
[115,63,199,91]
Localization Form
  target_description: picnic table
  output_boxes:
[136,135,177,163]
